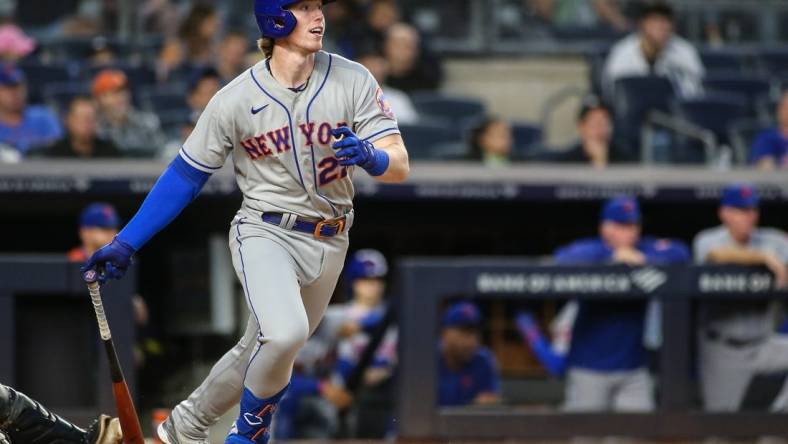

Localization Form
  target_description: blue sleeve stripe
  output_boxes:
[179,148,223,171]
[363,127,400,142]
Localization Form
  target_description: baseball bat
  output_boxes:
[83,270,145,444]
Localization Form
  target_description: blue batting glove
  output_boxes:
[80,237,136,284]
[331,127,389,176]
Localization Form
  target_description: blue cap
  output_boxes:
[442,302,481,328]
[721,183,759,209]
[600,196,641,224]
[345,249,388,282]
[0,64,24,87]
[79,203,120,228]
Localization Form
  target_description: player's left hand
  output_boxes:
[81,237,136,284]
[331,127,389,176]
[331,127,374,167]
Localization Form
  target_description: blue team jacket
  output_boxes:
[554,237,689,371]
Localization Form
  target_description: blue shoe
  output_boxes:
[225,386,288,444]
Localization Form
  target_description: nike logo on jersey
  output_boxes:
[251,104,269,115]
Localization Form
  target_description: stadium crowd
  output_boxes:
[1,0,788,441]
[0,0,786,167]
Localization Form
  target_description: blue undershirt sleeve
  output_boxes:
[117,154,211,250]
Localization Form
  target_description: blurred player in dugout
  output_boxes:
[68,203,162,374]
[275,249,398,439]
[695,183,788,411]
[553,196,689,411]
[438,302,501,407]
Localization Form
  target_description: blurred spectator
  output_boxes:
[321,0,368,58]
[0,64,62,156]
[602,1,704,99]
[159,3,220,75]
[67,202,120,262]
[88,36,117,67]
[41,96,119,159]
[555,196,689,412]
[750,92,788,170]
[92,69,165,154]
[438,301,500,407]
[140,0,180,36]
[548,97,623,166]
[357,49,418,125]
[694,183,788,412]
[363,0,401,47]
[217,30,251,83]
[468,117,514,167]
[0,24,36,62]
[187,67,221,114]
[528,0,630,34]
[383,23,443,93]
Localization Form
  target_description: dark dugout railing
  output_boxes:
[396,259,788,440]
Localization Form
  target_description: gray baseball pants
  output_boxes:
[699,332,788,411]
[169,208,349,441]
[563,368,655,412]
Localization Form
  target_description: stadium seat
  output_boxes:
[411,92,486,128]
[586,44,611,96]
[19,62,75,104]
[675,93,750,143]
[41,82,91,115]
[46,37,133,62]
[757,48,788,76]
[699,48,749,74]
[703,74,772,116]
[510,122,543,159]
[139,86,188,115]
[729,119,769,165]
[611,75,676,160]
[157,108,194,140]
[398,122,464,160]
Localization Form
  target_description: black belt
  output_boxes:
[705,330,764,348]
[261,212,346,239]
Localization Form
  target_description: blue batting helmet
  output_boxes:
[255,0,335,39]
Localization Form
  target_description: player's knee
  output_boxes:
[263,325,310,358]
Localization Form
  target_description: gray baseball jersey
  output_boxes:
[694,225,788,340]
[180,51,400,219]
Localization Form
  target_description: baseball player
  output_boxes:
[554,196,689,412]
[438,302,501,407]
[81,1,409,443]
[67,203,121,263]
[0,383,122,444]
[694,183,788,411]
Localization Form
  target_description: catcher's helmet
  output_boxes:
[255,0,335,39]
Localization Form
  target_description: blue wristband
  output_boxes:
[364,148,390,177]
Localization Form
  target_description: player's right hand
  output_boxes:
[81,238,136,284]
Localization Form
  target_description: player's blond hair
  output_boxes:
[258,37,275,58]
